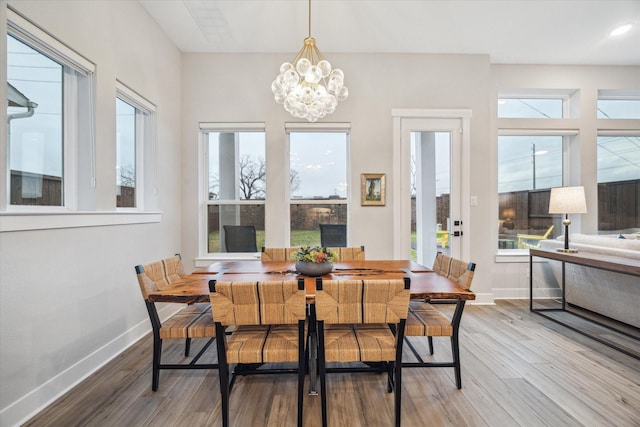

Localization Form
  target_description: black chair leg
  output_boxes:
[395,361,402,427]
[152,336,162,391]
[219,362,230,427]
[428,336,434,355]
[451,334,461,389]
[185,337,191,357]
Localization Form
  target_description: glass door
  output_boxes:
[401,118,463,266]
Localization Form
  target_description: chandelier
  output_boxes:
[271,0,348,122]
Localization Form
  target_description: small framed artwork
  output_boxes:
[361,173,386,206]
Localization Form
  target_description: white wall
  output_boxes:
[0,1,182,426]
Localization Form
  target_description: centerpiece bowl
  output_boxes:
[292,246,337,277]
[295,260,333,276]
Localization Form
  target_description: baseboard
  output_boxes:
[493,287,561,300]
[1,305,178,427]
[468,292,495,305]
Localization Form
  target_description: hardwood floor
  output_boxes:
[24,300,640,426]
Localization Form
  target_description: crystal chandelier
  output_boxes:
[271,0,348,122]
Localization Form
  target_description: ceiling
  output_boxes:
[139,0,640,65]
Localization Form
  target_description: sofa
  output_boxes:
[539,233,640,328]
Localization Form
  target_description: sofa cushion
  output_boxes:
[569,233,640,251]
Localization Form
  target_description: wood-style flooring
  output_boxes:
[23,300,640,426]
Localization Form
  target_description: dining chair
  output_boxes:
[209,278,308,427]
[403,258,476,389]
[134,255,217,391]
[319,224,347,247]
[223,225,258,252]
[432,251,453,276]
[260,247,298,261]
[260,246,365,261]
[315,277,411,427]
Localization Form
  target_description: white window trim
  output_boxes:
[197,123,266,258]
[286,124,352,247]
[116,81,157,211]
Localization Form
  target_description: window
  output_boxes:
[115,82,156,209]
[498,98,564,118]
[6,9,95,209]
[203,126,266,253]
[497,135,564,249]
[288,129,349,247]
[116,99,136,207]
[597,135,640,233]
[597,90,640,119]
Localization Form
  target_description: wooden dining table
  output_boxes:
[148,259,476,304]
[147,259,475,394]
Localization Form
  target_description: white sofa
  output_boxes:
[539,233,640,328]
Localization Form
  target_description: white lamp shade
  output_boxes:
[548,186,587,214]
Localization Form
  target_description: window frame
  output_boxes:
[285,123,351,247]
[198,123,266,258]
[115,81,156,211]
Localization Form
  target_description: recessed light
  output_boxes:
[610,23,633,37]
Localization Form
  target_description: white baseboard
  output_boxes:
[493,287,561,300]
[0,305,177,427]
[467,292,495,305]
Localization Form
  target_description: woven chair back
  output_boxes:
[448,260,476,290]
[261,246,365,262]
[432,252,453,276]
[315,279,410,324]
[210,280,306,326]
[135,255,186,300]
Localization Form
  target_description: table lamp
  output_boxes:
[548,186,587,253]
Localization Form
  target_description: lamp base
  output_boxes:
[557,248,578,253]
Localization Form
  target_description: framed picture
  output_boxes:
[361,173,386,206]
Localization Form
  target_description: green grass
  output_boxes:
[208,230,321,252]
[208,230,418,259]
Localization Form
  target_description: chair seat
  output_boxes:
[226,324,308,364]
[159,308,213,340]
[405,302,453,337]
[323,323,397,363]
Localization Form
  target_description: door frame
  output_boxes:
[392,109,472,261]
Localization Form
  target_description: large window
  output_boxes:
[116,99,136,208]
[497,135,564,249]
[7,35,64,206]
[115,82,156,209]
[205,129,266,253]
[289,130,349,247]
[597,135,640,233]
[6,9,95,209]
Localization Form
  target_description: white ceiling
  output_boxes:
[139,0,640,65]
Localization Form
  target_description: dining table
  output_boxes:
[147,259,475,393]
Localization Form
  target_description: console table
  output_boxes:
[529,248,640,360]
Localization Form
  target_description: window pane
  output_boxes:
[498,136,563,249]
[290,132,347,199]
[289,132,348,247]
[597,136,640,233]
[498,98,563,118]
[290,203,347,247]
[116,98,136,207]
[7,34,63,206]
[207,204,265,252]
[208,132,266,200]
[597,99,640,119]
